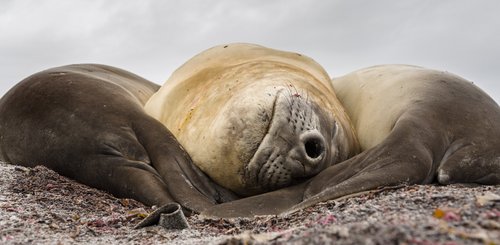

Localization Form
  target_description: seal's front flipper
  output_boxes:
[133,117,238,213]
[438,143,500,185]
[292,155,419,213]
[93,156,175,207]
[201,182,307,218]
[295,117,441,211]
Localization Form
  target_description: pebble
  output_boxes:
[9,215,21,222]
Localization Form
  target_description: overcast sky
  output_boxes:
[1,0,499,102]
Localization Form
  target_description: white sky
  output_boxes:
[1,0,499,102]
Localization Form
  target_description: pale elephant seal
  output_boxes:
[201,64,500,218]
[145,43,359,196]
[0,64,235,213]
[300,64,500,203]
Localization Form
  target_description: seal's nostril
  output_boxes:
[304,137,324,159]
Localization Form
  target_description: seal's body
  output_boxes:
[145,44,359,196]
[297,64,500,208]
[0,64,233,212]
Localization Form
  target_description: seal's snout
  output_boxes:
[243,89,334,194]
[286,130,327,179]
[301,130,326,162]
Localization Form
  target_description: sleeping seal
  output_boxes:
[0,64,234,213]
[202,64,500,217]
[145,43,359,196]
[299,64,500,205]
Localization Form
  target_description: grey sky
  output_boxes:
[1,0,499,102]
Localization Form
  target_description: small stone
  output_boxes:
[476,192,500,206]
[9,215,21,222]
[49,223,60,229]
[14,166,29,172]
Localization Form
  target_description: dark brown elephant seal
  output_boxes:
[201,64,500,218]
[0,64,236,214]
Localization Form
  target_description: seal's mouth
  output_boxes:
[242,89,329,195]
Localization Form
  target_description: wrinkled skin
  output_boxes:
[0,64,235,214]
[145,43,359,196]
[202,65,500,218]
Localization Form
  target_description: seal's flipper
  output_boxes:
[297,116,443,211]
[294,156,418,212]
[133,117,238,213]
[201,182,306,218]
[438,143,500,185]
[92,157,175,206]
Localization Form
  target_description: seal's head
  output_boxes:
[146,43,359,196]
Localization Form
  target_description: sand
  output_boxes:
[1,162,498,244]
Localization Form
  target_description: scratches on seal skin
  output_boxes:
[287,89,317,134]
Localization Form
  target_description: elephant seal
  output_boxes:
[201,64,500,218]
[145,43,359,196]
[0,64,235,213]
[301,64,500,203]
